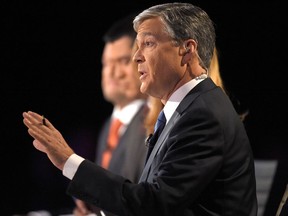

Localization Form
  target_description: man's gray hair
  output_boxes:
[133,2,216,70]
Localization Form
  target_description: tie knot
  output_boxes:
[111,118,122,130]
[154,110,166,133]
[158,110,166,122]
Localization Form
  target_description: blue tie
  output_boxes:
[145,110,166,163]
[143,110,166,167]
[154,110,166,135]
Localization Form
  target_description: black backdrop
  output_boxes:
[1,0,287,215]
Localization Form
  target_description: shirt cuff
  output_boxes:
[62,153,85,180]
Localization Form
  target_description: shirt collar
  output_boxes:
[112,99,146,125]
[163,76,206,123]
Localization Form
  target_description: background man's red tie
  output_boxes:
[101,118,123,169]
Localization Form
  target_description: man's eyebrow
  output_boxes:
[137,32,155,39]
[118,55,132,59]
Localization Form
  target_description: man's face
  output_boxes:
[101,36,144,108]
[133,17,185,101]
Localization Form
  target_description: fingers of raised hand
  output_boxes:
[23,111,55,128]
[23,111,50,141]
[41,114,56,130]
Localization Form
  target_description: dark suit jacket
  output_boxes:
[279,198,288,216]
[67,78,258,216]
[95,103,148,183]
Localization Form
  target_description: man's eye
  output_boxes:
[119,58,131,65]
[145,41,153,47]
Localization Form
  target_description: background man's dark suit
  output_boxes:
[95,103,148,183]
[66,78,257,216]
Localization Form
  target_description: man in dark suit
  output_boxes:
[23,2,258,215]
[72,13,148,215]
[94,12,148,183]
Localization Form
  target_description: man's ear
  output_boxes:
[181,40,197,65]
[184,40,197,53]
[184,44,190,53]
[181,50,191,65]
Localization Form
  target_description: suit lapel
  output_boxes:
[139,111,180,182]
[139,78,217,182]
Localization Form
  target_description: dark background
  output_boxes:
[1,0,287,215]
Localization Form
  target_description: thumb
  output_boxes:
[33,139,47,153]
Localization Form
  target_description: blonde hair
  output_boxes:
[209,48,225,91]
